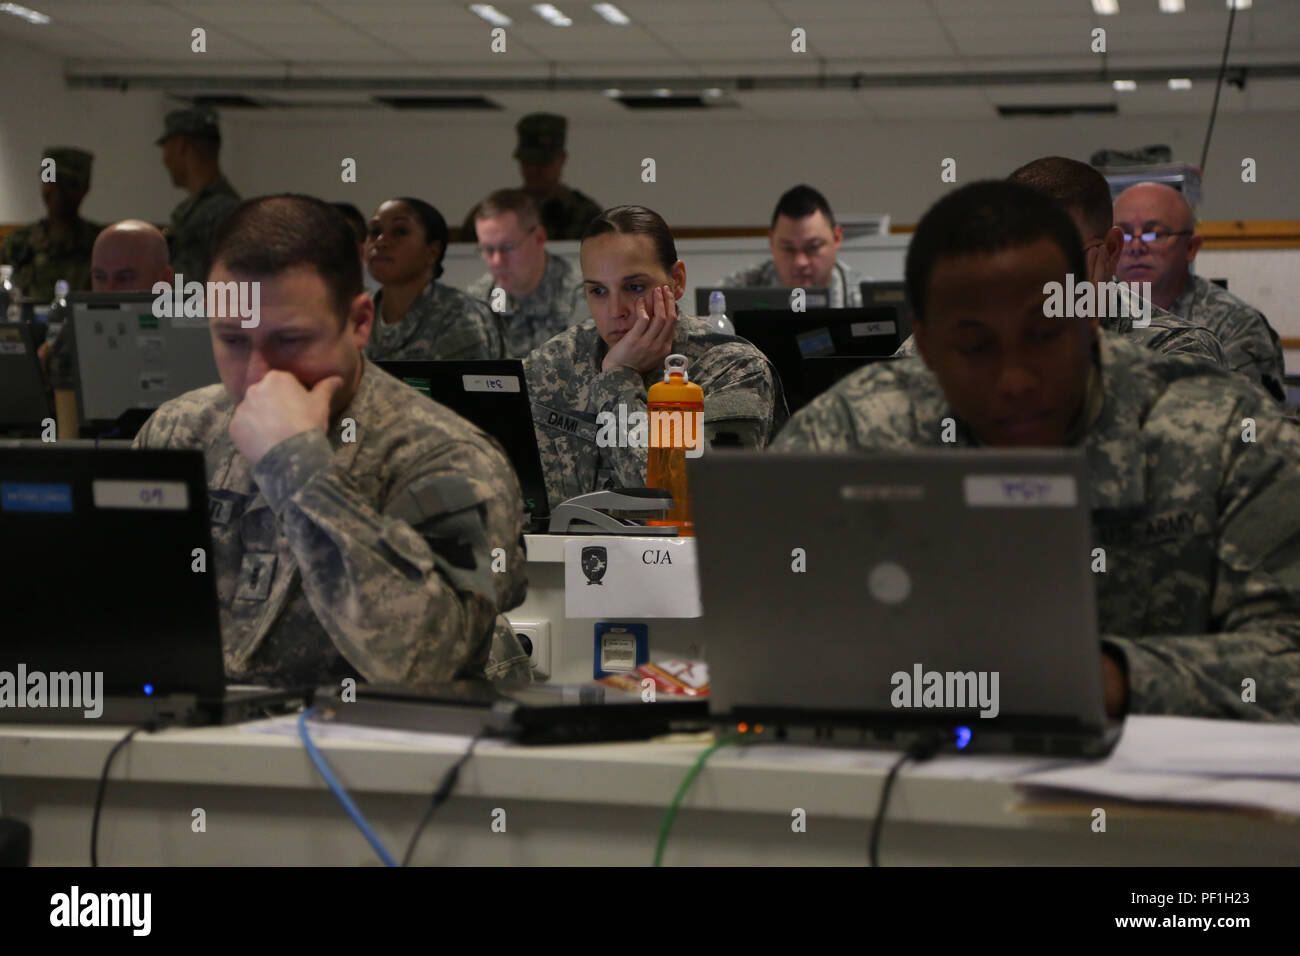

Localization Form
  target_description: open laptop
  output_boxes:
[0,444,300,726]
[67,292,220,439]
[0,321,51,437]
[733,307,909,414]
[694,286,831,316]
[691,450,1118,756]
[375,359,550,529]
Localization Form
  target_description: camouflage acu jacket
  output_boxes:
[773,331,1300,721]
[0,217,100,301]
[523,314,786,508]
[167,174,240,283]
[466,252,588,358]
[133,358,527,688]
[719,259,868,308]
[367,280,504,361]
[1171,273,1286,402]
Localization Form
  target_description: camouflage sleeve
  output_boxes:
[590,367,652,490]
[469,297,504,359]
[1218,310,1287,402]
[893,334,920,358]
[486,614,534,683]
[1163,328,1229,368]
[694,343,780,448]
[1103,396,1300,721]
[768,388,858,452]
[248,428,526,687]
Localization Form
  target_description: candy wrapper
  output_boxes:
[598,659,709,697]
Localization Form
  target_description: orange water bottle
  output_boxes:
[646,353,704,536]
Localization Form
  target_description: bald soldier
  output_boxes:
[1115,182,1285,400]
[774,181,1300,721]
[0,146,101,301]
[43,220,175,437]
[133,195,529,686]
[896,157,1228,369]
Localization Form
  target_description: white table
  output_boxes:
[1,722,1293,866]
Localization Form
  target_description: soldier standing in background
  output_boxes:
[460,113,602,244]
[158,107,241,282]
[0,146,100,301]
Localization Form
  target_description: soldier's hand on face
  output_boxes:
[602,284,678,375]
[229,370,343,466]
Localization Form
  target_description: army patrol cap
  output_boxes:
[42,146,93,190]
[157,106,221,144]
[514,113,567,164]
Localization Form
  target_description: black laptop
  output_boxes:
[375,359,550,530]
[733,306,910,414]
[0,445,299,725]
[0,321,51,438]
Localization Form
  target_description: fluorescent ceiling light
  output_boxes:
[533,4,573,26]
[0,2,50,24]
[702,88,724,98]
[592,3,630,25]
[603,88,621,97]
[1091,0,1118,15]
[1113,79,1137,91]
[469,4,511,26]
[653,88,672,97]
[1158,0,1184,11]
[1167,78,1192,90]
[1227,0,1251,9]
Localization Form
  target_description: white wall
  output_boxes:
[1,25,1297,231]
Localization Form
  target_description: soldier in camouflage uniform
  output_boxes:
[0,147,100,301]
[524,205,784,508]
[466,189,588,357]
[1115,182,1285,401]
[720,184,867,308]
[134,195,529,687]
[365,197,503,361]
[459,113,602,244]
[158,108,241,283]
[895,157,1229,369]
[774,181,1300,721]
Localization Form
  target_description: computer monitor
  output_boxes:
[68,292,220,438]
[693,286,831,317]
[374,359,550,528]
[859,279,914,330]
[732,307,907,414]
[0,321,51,437]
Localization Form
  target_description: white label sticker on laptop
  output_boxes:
[462,374,520,393]
[92,480,190,511]
[964,475,1077,507]
[0,341,25,355]
[850,320,897,338]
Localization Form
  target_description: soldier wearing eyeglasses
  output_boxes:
[719,184,867,308]
[466,189,588,358]
[1115,182,1285,401]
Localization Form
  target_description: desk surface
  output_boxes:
[1,722,1295,866]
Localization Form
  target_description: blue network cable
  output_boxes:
[297,708,398,867]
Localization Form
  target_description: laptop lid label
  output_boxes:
[850,320,897,338]
[463,373,520,394]
[1,482,72,513]
[92,479,190,511]
[964,474,1077,507]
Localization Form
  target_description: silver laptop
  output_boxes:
[68,292,219,432]
[692,449,1118,756]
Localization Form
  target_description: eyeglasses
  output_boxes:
[1121,229,1193,245]
[479,227,536,258]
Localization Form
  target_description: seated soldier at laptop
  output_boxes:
[524,204,784,507]
[134,195,530,686]
[774,180,1300,722]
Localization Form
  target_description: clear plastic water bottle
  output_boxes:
[46,279,70,341]
[707,290,734,335]
[0,265,19,321]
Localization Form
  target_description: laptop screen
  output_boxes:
[68,292,220,432]
[0,445,225,700]
[0,321,51,436]
[375,359,550,525]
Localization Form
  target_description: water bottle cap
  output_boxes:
[663,353,690,383]
[54,279,69,297]
[0,265,11,280]
[708,290,725,313]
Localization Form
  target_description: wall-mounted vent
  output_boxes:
[997,103,1118,117]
